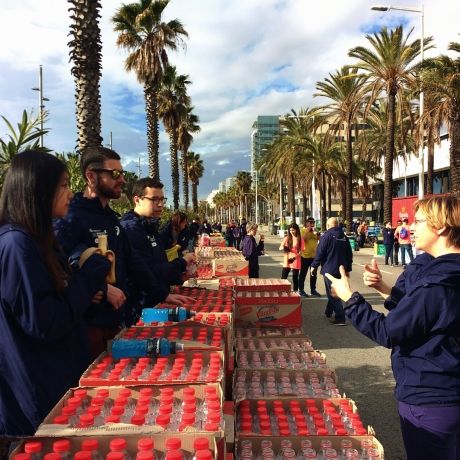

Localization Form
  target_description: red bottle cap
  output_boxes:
[81,439,99,451]
[193,438,209,451]
[136,452,154,460]
[105,415,120,423]
[156,414,170,427]
[74,452,92,460]
[137,438,154,451]
[53,415,69,424]
[166,438,181,451]
[110,438,127,451]
[118,388,132,398]
[106,454,124,460]
[53,440,71,453]
[195,450,213,460]
[131,414,145,425]
[165,450,183,460]
[24,442,42,454]
[43,455,60,460]
[204,422,219,431]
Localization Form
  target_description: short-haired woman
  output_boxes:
[241,223,264,278]
[0,151,111,436]
[326,196,460,460]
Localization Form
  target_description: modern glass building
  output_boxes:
[251,115,281,179]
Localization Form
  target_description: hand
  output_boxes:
[165,293,195,306]
[106,284,126,310]
[183,253,196,264]
[325,266,353,302]
[363,258,383,288]
[91,290,104,304]
[311,267,318,277]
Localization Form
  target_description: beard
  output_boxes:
[96,176,123,200]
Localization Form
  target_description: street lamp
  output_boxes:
[371,4,425,198]
[31,64,50,147]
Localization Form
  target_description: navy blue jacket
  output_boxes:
[54,193,170,327]
[311,226,353,276]
[382,227,395,245]
[0,225,110,435]
[345,253,460,406]
[242,234,264,277]
[120,211,185,286]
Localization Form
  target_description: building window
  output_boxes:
[432,170,449,194]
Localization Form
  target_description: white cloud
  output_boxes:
[1,0,459,199]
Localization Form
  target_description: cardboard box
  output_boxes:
[213,258,249,278]
[234,337,314,352]
[235,435,384,459]
[232,368,339,401]
[234,327,305,338]
[36,383,224,437]
[79,350,224,387]
[235,349,327,370]
[232,278,292,292]
[223,401,235,452]
[235,398,364,437]
[11,434,224,460]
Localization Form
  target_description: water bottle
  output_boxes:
[111,338,185,359]
[141,307,195,323]
[81,439,103,460]
[108,438,130,460]
[52,440,72,460]
[24,441,43,460]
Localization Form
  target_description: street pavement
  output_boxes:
[258,229,405,459]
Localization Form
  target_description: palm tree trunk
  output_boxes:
[450,111,460,197]
[182,151,189,210]
[145,85,160,181]
[302,190,307,222]
[170,132,180,210]
[426,128,434,195]
[341,178,346,223]
[383,92,397,223]
[192,181,198,212]
[320,172,327,231]
[346,123,353,232]
[68,0,103,152]
[327,174,332,218]
[289,174,296,219]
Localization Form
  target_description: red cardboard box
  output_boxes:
[213,258,249,278]
[232,278,292,292]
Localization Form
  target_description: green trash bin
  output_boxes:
[374,240,386,256]
[348,235,358,251]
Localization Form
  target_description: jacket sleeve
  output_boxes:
[1,231,110,342]
[311,233,328,268]
[344,286,445,348]
[54,213,88,255]
[257,239,265,256]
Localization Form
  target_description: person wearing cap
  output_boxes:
[298,217,321,297]
[395,218,414,268]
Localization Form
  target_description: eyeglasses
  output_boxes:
[414,218,427,225]
[91,168,125,180]
[141,196,167,204]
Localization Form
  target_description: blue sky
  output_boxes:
[0,0,459,202]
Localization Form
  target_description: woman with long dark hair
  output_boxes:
[279,222,303,291]
[0,151,110,436]
[160,211,189,254]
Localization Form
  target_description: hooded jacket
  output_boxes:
[159,220,189,253]
[345,253,460,406]
[311,226,353,276]
[54,193,170,327]
[120,211,185,286]
[0,225,110,435]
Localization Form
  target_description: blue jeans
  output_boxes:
[400,244,414,265]
[398,401,460,460]
[323,276,345,322]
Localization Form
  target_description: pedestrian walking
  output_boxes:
[298,217,321,297]
[326,196,460,460]
[241,223,265,278]
[280,223,303,291]
[395,218,414,267]
[311,217,352,325]
[382,220,395,265]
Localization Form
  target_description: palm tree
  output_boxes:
[187,151,204,212]
[112,0,188,181]
[178,106,200,210]
[0,110,49,187]
[349,26,432,222]
[420,40,460,196]
[55,152,86,192]
[158,65,191,210]
[234,171,252,218]
[315,66,368,231]
[68,0,103,152]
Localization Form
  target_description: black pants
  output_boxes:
[384,244,394,265]
[298,257,317,293]
[281,267,300,291]
[394,243,400,265]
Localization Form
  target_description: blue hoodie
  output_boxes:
[120,211,185,286]
[345,253,460,406]
[54,193,170,327]
[0,225,110,435]
[311,226,353,276]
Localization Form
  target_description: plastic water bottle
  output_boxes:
[52,440,72,460]
[109,438,130,460]
[24,441,43,460]
[81,439,103,460]
[141,307,196,323]
[111,338,184,359]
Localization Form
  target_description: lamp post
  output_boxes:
[31,64,50,147]
[371,4,425,198]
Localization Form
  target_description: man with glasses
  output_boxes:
[120,178,196,288]
[55,147,192,359]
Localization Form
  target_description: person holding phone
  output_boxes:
[280,223,303,291]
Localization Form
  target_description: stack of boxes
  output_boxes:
[10,278,384,460]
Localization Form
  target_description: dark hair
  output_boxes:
[132,177,164,198]
[0,150,68,291]
[80,146,121,177]
[171,212,188,232]
[287,223,301,251]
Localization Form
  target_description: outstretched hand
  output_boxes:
[325,266,353,302]
[165,293,195,306]
[363,258,382,288]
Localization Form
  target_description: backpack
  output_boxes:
[399,227,408,239]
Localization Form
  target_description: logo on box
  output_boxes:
[256,305,279,319]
